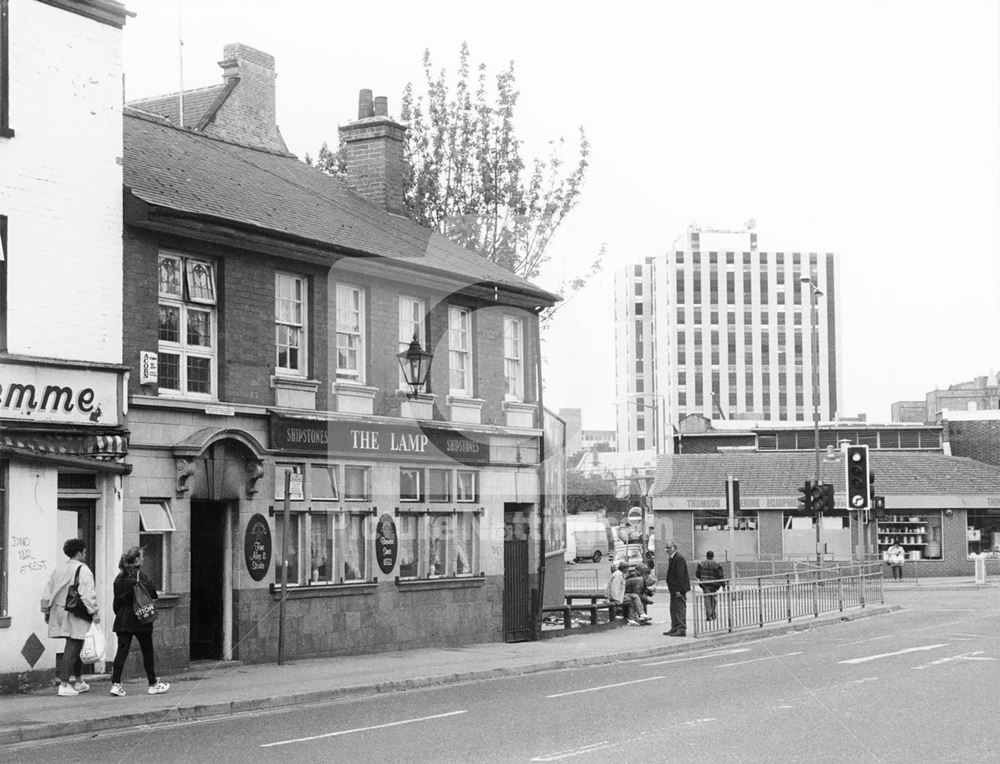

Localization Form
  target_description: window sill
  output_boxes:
[155,593,181,609]
[1,127,14,139]
[0,616,11,629]
[268,581,378,599]
[395,575,485,591]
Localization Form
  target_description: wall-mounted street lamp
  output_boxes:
[397,335,433,397]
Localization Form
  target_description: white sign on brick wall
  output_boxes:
[140,351,158,385]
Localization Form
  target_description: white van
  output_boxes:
[567,518,611,563]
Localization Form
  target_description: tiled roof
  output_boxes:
[122,112,559,303]
[650,451,1000,497]
[127,85,230,132]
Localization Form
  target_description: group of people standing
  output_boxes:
[40,538,169,697]
[605,541,728,637]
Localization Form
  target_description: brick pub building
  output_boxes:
[120,44,559,669]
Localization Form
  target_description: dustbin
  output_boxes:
[974,554,987,585]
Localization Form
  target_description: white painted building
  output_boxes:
[614,224,841,452]
[0,0,129,689]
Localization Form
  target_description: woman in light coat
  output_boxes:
[40,538,100,696]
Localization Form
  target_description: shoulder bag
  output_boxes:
[64,565,93,621]
[133,577,159,625]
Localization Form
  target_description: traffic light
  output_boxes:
[796,481,813,515]
[845,445,870,510]
[821,483,835,513]
[872,495,886,518]
[810,481,825,513]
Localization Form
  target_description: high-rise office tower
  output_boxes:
[614,224,840,452]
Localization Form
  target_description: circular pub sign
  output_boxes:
[244,513,272,581]
[375,514,398,575]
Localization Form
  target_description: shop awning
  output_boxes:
[0,430,131,473]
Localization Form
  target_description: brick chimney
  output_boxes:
[338,89,407,215]
[208,43,288,153]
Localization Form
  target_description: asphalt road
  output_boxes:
[6,586,997,763]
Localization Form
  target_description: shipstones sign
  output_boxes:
[375,514,398,575]
[244,513,272,582]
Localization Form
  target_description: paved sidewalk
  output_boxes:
[2,577,987,746]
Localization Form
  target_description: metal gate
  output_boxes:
[503,513,532,642]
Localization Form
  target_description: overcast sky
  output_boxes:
[122,0,1000,428]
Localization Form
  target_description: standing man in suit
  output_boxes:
[663,541,690,636]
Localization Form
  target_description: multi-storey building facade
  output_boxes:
[0,0,130,691]
[118,44,558,669]
[614,225,840,452]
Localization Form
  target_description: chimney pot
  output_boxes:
[374,96,388,117]
[358,89,374,119]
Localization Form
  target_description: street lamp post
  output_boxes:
[620,393,666,455]
[800,276,823,564]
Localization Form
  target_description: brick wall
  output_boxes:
[340,118,406,215]
[945,419,1000,466]
[206,43,287,154]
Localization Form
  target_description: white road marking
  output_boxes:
[259,710,467,747]
[546,675,666,698]
[643,648,750,666]
[913,651,995,670]
[531,741,616,761]
[839,644,948,664]
[838,634,893,647]
[716,651,802,668]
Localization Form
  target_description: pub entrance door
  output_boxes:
[503,504,534,642]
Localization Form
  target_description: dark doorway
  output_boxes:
[56,500,96,672]
[190,500,226,661]
[503,503,533,642]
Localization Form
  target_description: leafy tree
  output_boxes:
[400,44,591,283]
[566,471,618,515]
[304,141,345,177]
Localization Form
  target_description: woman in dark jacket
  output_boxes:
[110,547,169,697]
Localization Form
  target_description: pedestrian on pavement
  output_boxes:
[663,541,690,637]
[110,546,169,697]
[40,538,100,697]
[695,550,726,622]
[885,541,905,581]
[624,566,653,624]
[645,526,656,568]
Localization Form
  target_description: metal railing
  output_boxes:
[692,562,884,637]
[564,567,602,593]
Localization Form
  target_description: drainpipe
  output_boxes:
[533,306,547,639]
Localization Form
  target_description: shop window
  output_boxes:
[397,513,421,578]
[456,470,478,503]
[158,253,217,398]
[399,467,423,502]
[275,273,307,376]
[503,316,523,401]
[139,499,175,592]
[344,465,370,501]
[335,284,365,383]
[428,469,451,502]
[428,513,450,577]
[339,512,368,581]
[274,463,304,501]
[309,464,338,501]
[694,509,758,531]
[965,509,1000,558]
[876,513,942,560]
[455,512,480,576]
[448,306,473,395]
[398,296,426,390]
[308,512,333,583]
[274,512,301,585]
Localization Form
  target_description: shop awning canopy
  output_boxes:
[0,430,131,474]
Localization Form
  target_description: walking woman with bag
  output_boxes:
[40,538,100,697]
[109,547,169,696]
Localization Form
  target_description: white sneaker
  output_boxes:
[57,684,79,697]
[639,614,652,621]
[110,683,126,697]
[147,681,170,695]
[627,619,640,626]
[73,680,90,693]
